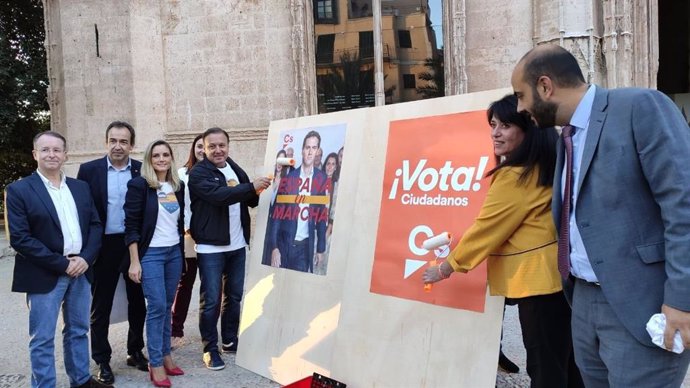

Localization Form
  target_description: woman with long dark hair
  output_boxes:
[313,152,340,275]
[170,134,204,350]
[125,140,185,387]
[271,149,288,203]
[323,151,339,234]
[262,149,289,266]
[423,94,582,388]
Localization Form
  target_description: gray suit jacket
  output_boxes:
[553,86,690,346]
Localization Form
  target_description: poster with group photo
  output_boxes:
[261,124,347,276]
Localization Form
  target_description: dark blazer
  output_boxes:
[269,166,329,264]
[123,177,185,259]
[188,157,258,246]
[6,173,103,293]
[553,86,690,346]
[77,155,142,230]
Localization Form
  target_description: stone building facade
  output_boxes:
[42,0,688,173]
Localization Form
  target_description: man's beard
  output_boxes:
[531,88,558,128]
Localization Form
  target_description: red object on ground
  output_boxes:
[283,373,346,388]
[283,376,313,388]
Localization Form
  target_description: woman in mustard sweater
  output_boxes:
[423,94,582,388]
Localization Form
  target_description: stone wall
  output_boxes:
[44,0,300,176]
[465,0,533,92]
[44,0,659,177]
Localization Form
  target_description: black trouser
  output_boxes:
[90,233,147,364]
[515,291,584,388]
[285,239,310,272]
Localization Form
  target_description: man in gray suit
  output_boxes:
[511,44,690,387]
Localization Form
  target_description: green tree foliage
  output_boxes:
[417,50,444,99]
[316,52,397,112]
[0,0,49,203]
[317,52,375,112]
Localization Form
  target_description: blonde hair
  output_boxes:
[141,140,181,191]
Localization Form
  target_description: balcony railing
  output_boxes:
[316,44,391,65]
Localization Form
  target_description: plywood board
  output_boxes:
[238,109,367,383]
[238,88,513,388]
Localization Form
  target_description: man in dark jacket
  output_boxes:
[188,127,270,370]
[7,131,109,387]
[269,130,329,273]
[76,121,148,384]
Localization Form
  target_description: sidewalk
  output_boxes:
[0,237,526,388]
[0,239,279,388]
[0,235,686,387]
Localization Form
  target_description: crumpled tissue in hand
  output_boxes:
[646,313,685,354]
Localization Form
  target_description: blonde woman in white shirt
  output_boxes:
[125,140,185,387]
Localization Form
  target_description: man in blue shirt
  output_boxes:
[77,121,147,384]
[511,44,690,388]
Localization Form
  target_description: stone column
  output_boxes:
[373,0,385,105]
[43,0,66,137]
[129,0,167,149]
[602,0,657,88]
[532,0,606,86]
[444,0,467,95]
[290,0,318,116]
[464,0,533,92]
[43,0,166,175]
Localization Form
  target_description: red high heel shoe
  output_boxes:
[148,365,172,387]
[164,365,184,376]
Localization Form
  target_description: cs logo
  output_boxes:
[408,225,450,258]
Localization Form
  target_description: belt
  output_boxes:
[67,254,78,258]
[292,239,309,246]
[571,275,600,287]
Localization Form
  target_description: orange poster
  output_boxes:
[370,111,496,312]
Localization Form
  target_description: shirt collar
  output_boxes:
[569,84,596,130]
[36,169,66,188]
[107,156,132,171]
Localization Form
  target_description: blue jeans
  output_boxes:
[27,275,91,388]
[197,248,246,353]
[140,245,183,367]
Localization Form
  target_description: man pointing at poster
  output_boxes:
[188,127,270,370]
[270,130,329,273]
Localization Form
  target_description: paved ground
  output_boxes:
[0,238,278,388]
[0,236,687,387]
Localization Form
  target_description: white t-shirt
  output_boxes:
[150,182,181,247]
[195,163,247,253]
[178,167,192,231]
[294,168,313,241]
